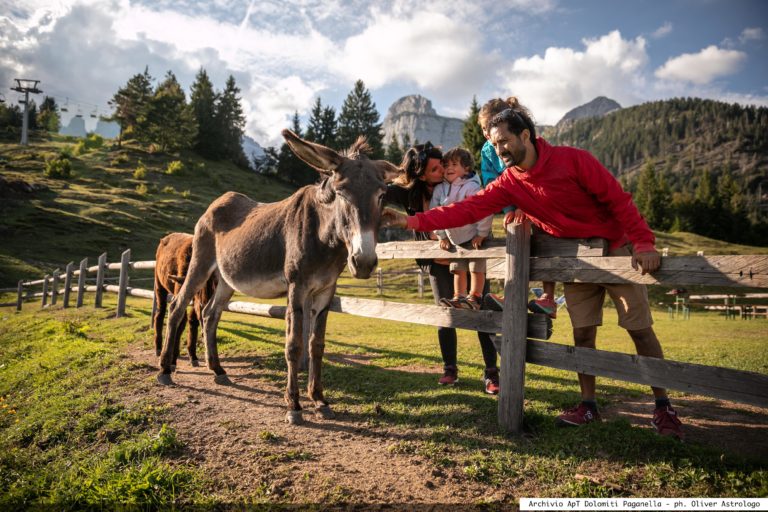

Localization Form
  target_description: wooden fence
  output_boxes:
[4,225,768,434]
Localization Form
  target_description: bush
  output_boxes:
[110,154,129,167]
[180,189,191,198]
[133,165,146,180]
[85,133,104,149]
[44,156,72,179]
[135,183,148,195]
[165,160,183,175]
[73,140,87,156]
[161,186,176,194]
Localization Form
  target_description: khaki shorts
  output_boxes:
[450,258,486,274]
[564,245,653,331]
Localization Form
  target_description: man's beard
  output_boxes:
[502,146,526,168]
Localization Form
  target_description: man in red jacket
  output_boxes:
[384,100,684,440]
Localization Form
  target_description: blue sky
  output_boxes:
[1,0,765,147]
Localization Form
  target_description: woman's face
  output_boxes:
[419,158,444,185]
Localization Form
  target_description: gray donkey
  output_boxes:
[158,129,399,424]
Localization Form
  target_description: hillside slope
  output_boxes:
[0,135,296,285]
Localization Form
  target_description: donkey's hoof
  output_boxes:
[190,359,200,367]
[157,373,174,386]
[214,374,232,385]
[285,410,304,425]
[315,405,334,420]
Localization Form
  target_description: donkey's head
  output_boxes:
[282,129,399,279]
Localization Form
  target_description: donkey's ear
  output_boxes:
[373,160,402,184]
[282,129,343,175]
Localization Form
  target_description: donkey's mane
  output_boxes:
[342,136,371,159]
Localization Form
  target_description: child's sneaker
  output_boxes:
[439,296,465,308]
[438,366,458,385]
[528,297,557,318]
[460,294,482,310]
[484,368,500,395]
[482,293,504,311]
[556,402,601,426]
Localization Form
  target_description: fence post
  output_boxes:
[16,280,23,311]
[76,258,87,308]
[376,268,383,296]
[41,275,49,308]
[116,249,130,318]
[499,220,531,434]
[95,252,107,308]
[417,268,424,299]
[63,262,74,308]
[50,269,60,306]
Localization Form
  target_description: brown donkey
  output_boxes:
[152,232,216,367]
[158,129,399,424]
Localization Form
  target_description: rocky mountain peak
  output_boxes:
[558,96,622,125]
[382,95,463,150]
[386,94,437,118]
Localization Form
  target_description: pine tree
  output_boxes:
[110,67,154,145]
[385,136,403,165]
[278,112,315,186]
[36,96,60,132]
[216,75,248,166]
[337,80,383,158]
[189,68,219,159]
[318,105,338,148]
[462,96,485,171]
[305,98,323,143]
[145,71,197,152]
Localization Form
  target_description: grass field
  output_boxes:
[2,136,767,507]
[1,289,766,507]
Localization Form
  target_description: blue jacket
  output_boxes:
[480,140,514,214]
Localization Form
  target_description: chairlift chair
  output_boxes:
[0,93,5,103]
[75,106,83,118]
[61,97,69,112]
[90,107,97,119]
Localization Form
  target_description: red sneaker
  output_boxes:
[484,369,500,395]
[556,403,601,426]
[528,297,557,318]
[482,293,504,311]
[438,366,458,386]
[652,406,684,440]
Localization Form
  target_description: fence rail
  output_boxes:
[4,228,767,433]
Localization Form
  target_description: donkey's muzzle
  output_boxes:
[349,254,377,279]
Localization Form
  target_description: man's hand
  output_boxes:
[632,250,661,275]
[471,235,486,250]
[503,209,527,227]
[439,238,452,251]
[381,208,407,228]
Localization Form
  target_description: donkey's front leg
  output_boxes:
[307,287,335,419]
[284,285,305,425]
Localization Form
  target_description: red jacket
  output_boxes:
[407,138,656,253]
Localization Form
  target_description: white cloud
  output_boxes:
[332,10,499,96]
[740,27,764,43]
[651,21,672,39]
[497,30,648,125]
[655,45,746,84]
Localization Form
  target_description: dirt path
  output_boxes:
[123,344,767,506]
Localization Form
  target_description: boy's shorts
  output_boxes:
[450,258,486,274]
[563,244,654,331]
